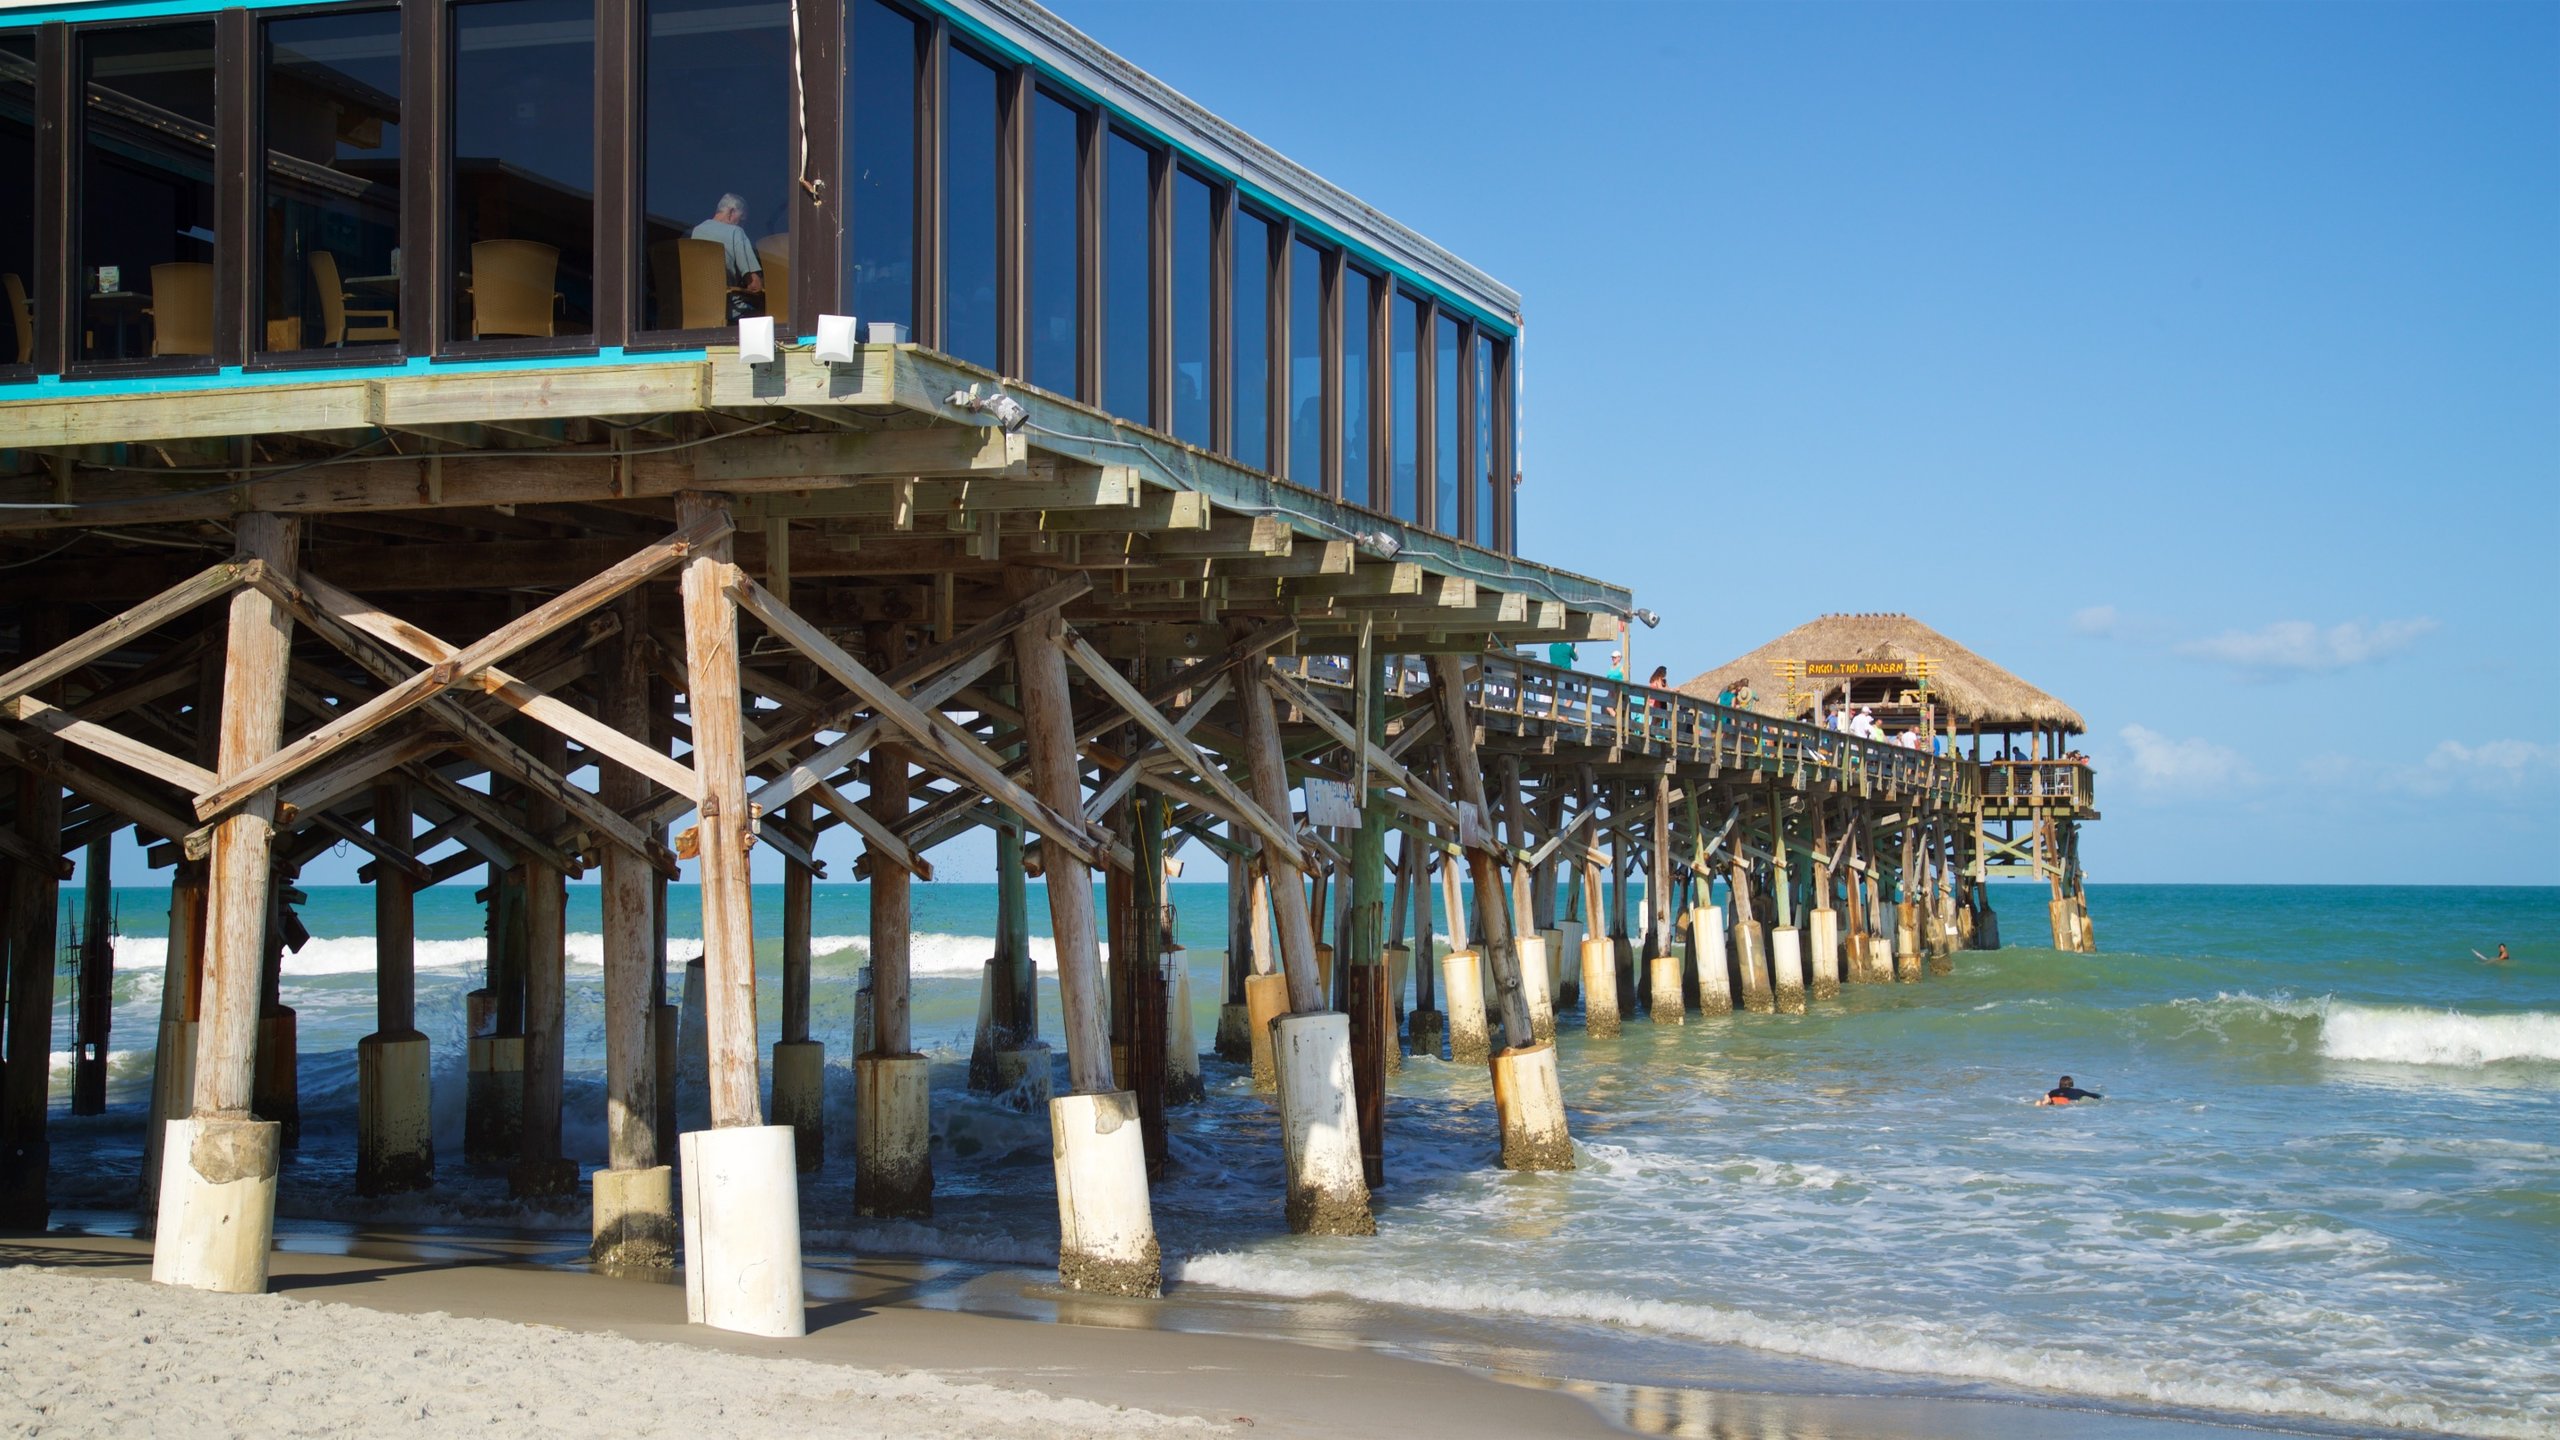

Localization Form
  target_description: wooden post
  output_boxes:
[593,590,672,1266]
[869,745,912,1056]
[676,494,761,1130]
[1346,646,1390,1185]
[514,726,574,1195]
[1426,656,1530,1049]
[356,774,432,1197]
[1,680,64,1222]
[780,796,814,1043]
[156,512,297,1292]
[1237,653,1322,1014]
[1131,793,1169,1177]
[72,835,113,1115]
[1011,580,1111,1095]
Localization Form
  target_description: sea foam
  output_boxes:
[2319,1003,2560,1067]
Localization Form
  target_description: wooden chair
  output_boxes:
[145,262,215,356]
[311,250,397,346]
[756,236,790,333]
[467,239,561,339]
[2,273,29,364]
[646,236,729,330]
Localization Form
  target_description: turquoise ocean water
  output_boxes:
[34,881,2560,1437]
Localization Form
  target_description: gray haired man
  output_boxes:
[691,193,765,306]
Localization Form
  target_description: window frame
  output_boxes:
[248,3,408,370]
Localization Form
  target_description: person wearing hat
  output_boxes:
[1605,650,1624,683]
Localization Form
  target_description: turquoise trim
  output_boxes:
[6,0,1521,334]
[9,346,706,400]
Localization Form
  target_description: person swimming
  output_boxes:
[2472,944,2512,965]
[2036,1074,2102,1106]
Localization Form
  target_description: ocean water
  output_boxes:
[31,881,2560,1438]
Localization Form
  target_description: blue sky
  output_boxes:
[109,0,2554,893]
[1036,0,2556,886]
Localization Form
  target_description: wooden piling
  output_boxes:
[675,494,761,1131]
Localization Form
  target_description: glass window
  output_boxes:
[450,0,595,341]
[78,23,219,363]
[1433,312,1459,534]
[641,0,791,334]
[2,34,38,369]
[1228,208,1271,470]
[847,0,915,334]
[1341,268,1372,507]
[1287,238,1322,488]
[1169,170,1212,448]
[1474,333,1496,547]
[940,45,999,367]
[1390,292,1419,523]
[1027,90,1079,396]
[1101,130,1152,423]
[262,11,403,356]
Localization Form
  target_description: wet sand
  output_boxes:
[2,1222,2349,1439]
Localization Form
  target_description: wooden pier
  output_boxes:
[0,0,2099,1336]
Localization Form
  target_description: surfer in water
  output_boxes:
[2472,944,2511,965]
[2036,1075,2102,1106]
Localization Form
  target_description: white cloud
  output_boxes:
[2177,618,2437,676]
[2071,604,2120,637]
[2398,739,2560,797]
[2120,723,2258,792]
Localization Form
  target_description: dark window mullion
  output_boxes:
[213,9,251,365]
[913,16,942,347]
[399,0,442,358]
[1148,146,1170,433]
[1074,103,1099,403]
[995,62,1025,372]
[33,22,70,375]
[790,0,840,337]
[1456,318,1475,544]
[1207,181,1229,454]
[594,0,635,348]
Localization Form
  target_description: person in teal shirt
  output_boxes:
[1547,640,1577,669]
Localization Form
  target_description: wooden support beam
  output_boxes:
[676,494,763,1130]
[1429,655,1533,1050]
[1010,576,1114,1095]
[3,694,219,793]
[1262,666,1463,831]
[195,512,729,822]
[597,590,660,1174]
[729,572,1104,867]
[0,561,254,706]
[1063,635,1301,865]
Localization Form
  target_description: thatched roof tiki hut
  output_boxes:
[1679,613,2083,758]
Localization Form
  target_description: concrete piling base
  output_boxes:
[151,1116,280,1295]
[1272,1013,1376,1235]
[1441,949,1491,1063]
[1517,935,1557,1044]
[1214,1001,1253,1062]
[1648,952,1685,1023]
[1243,971,1291,1090]
[464,1034,524,1165]
[1688,907,1731,1013]
[1538,929,1566,1010]
[1383,944,1412,1020]
[975,1041,1054,1110]
[254,1008,299,1147]
[771,1039,826,1173]
[1771,927,1807,1013]
[1896,949,1924,982]
[590,1163,677,1270]
[1165,962,1206,1104]
[678,1124,806,1337]
[355,1031,434,1196]
[1489,1043,1574,1171]
[1580,937,1621,1038]
[138,1019,199,1224]
[1553,920,1585,1008]
[1407,1007,1445,1060]
[1735,924,1775,1013]
[1049,1090,1162,1297]
[1808,910,1842,1000]
[854,1052,933,1219]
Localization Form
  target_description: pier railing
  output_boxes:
[1278,652,1973,805]
[1978,759,2094,808]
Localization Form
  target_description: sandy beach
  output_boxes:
[2,1222,2381,1440]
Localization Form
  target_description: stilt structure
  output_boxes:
[0,0,2102,1336]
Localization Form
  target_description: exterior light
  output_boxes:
[814,313,860,365]
[944,384,1031,433]
[1633,608,1662,629]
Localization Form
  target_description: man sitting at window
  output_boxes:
[693,193,764,315]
